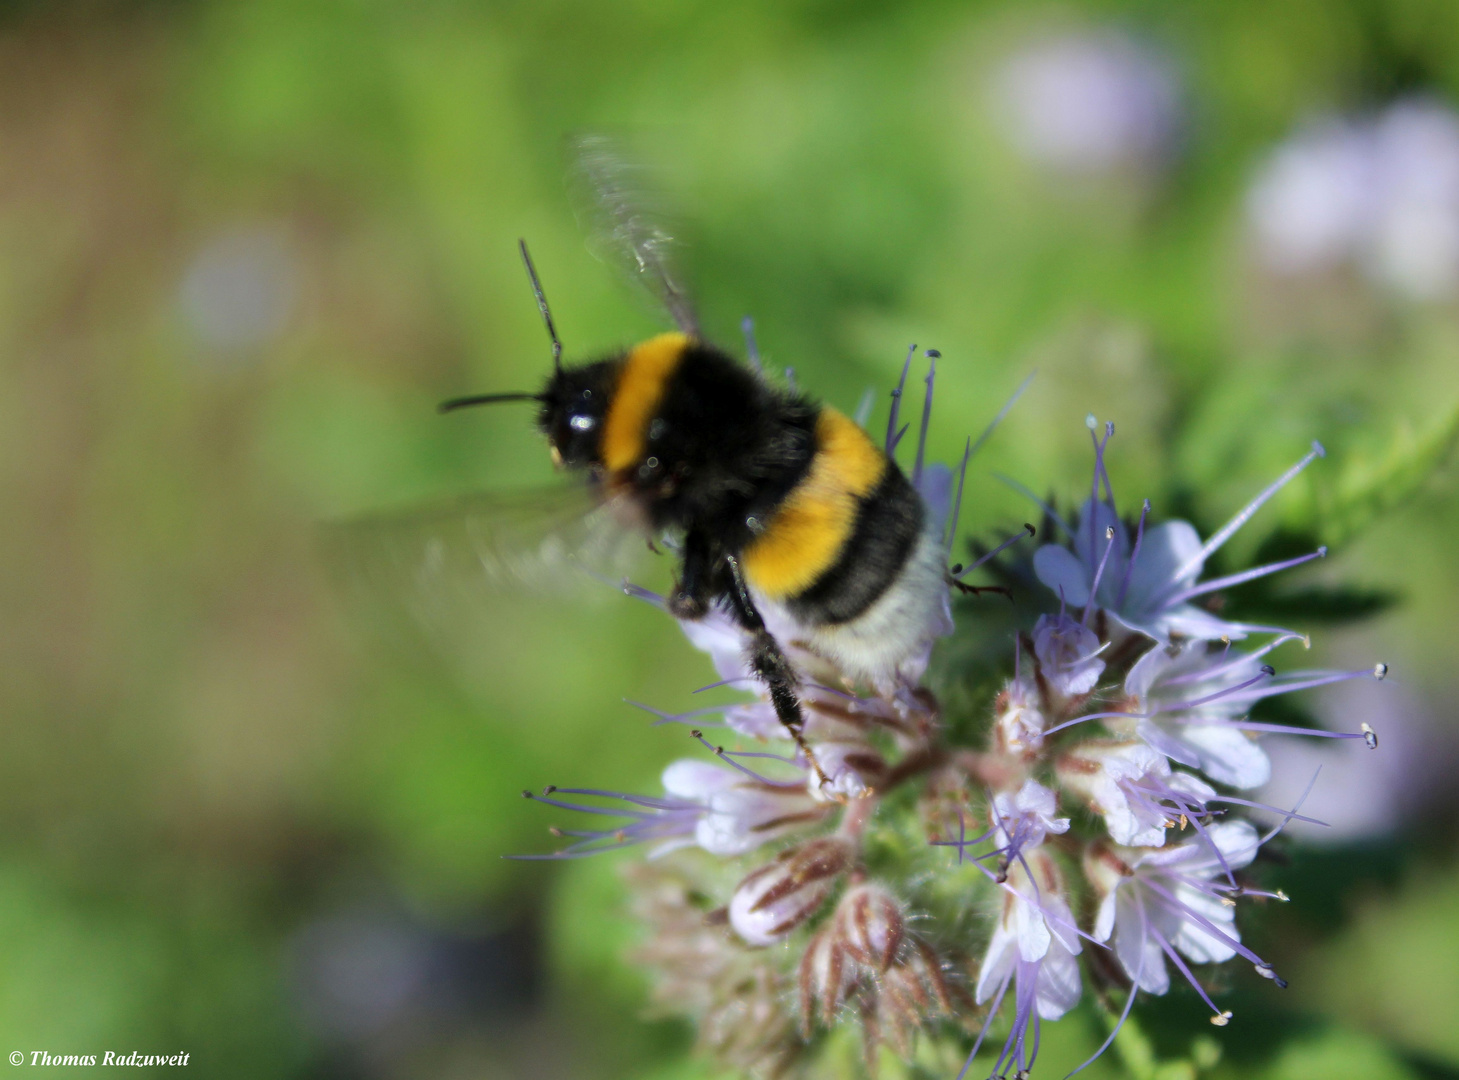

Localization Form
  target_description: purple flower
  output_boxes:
[1088,822,1283,1011]
[962,848,1083,1080]
[991,31,1182,177]
[1058,740,1216,847]
[1032,611,1106,697]
[1122,636,1382,788]
[516,756,825,860]
[1248,98,1459,300]
[933,779,1069,885]
[1029,423,1327,644]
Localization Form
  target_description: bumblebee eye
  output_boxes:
[570,414,596,432]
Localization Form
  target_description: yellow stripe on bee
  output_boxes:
[742,407,887,599]
[601,332,691,473]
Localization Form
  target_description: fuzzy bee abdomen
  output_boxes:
[742,409,924,627]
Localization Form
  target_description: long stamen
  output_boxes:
[1083,526,1118,627]
[886,344,915,455]
[1115,499,1152,608]
[1158,669,1273,712]
[690,730,801,786]
[1260,768,1323,844]
[952,523,1037,581]
[1170,441,1325,584]
[945,436,972,551]
[1160,547,1327,608]
[742,316,761,371]
[1065,899,1148,1079]
[1153,928,1224,1018]
[625,700,734,727]
[957,968,1014,1080]
[1145,878,1270,969]
[968,370,1036,462]
[1159,634,1305,687]
[914,353,936,486]
[997,474,1076,539]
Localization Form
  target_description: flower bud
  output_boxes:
[798,926,853,1033]
[836,883,904,972]
[809,741,886,802]
[729,837,853,947]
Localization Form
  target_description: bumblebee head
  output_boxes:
[536,359,619,468]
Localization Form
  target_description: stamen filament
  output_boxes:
[1170,442,1325,584]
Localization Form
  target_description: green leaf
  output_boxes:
[1315,398,1459,549]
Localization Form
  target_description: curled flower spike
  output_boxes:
[509,358,1386,1080]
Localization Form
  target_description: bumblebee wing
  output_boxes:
[568,132,699,336]
[323,483,664,631]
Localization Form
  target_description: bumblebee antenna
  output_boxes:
[437,392,541,414]
[519,238,562,373]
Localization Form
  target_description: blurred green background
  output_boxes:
[2,0,1458,1077]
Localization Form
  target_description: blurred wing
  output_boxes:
[568,132,699,336]
[323,483,660,632]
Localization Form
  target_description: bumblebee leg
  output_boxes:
[668,529,714,620]
[949,577,1014,602]
[722,554,829,789]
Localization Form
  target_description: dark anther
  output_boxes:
[1274,976,1288,989]
[521,790,533,799]
[1024,522,1036,537]
[925,348,942,358]
[950,563,964,575]
[543,785,557,795]
[1260,664,1276,677]
[690,729,703,739]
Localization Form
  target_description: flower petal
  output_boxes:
[1181,724,1272,789]
[975,924,1019,1004]
[1034,544,1091,607]
[1115,892,1170,995]
[1035,939,1084,1020]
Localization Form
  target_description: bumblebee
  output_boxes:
[439,240,951,761]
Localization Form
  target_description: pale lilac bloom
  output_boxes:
[991,31,1182,176]
[1032,611,1106,696]
[933,780,1069,882]
[516,756,822,860]
[1091,821,1281,1010]
[1059,741,1216,847]
[1368,99,1459,300]
[1125,636,1381,789]
[1247,117,1375,275]
[1247,98,1459,300]
[1030,424,1327,644]
[993,779,1070,852]
[962,848,1083,1080]
[807,740,884,803]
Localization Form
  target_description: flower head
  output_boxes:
[965,847,1083,1080]
[1057,740,1216,847]
[1030,424,1328,644]
[1088,821,1281,1011]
